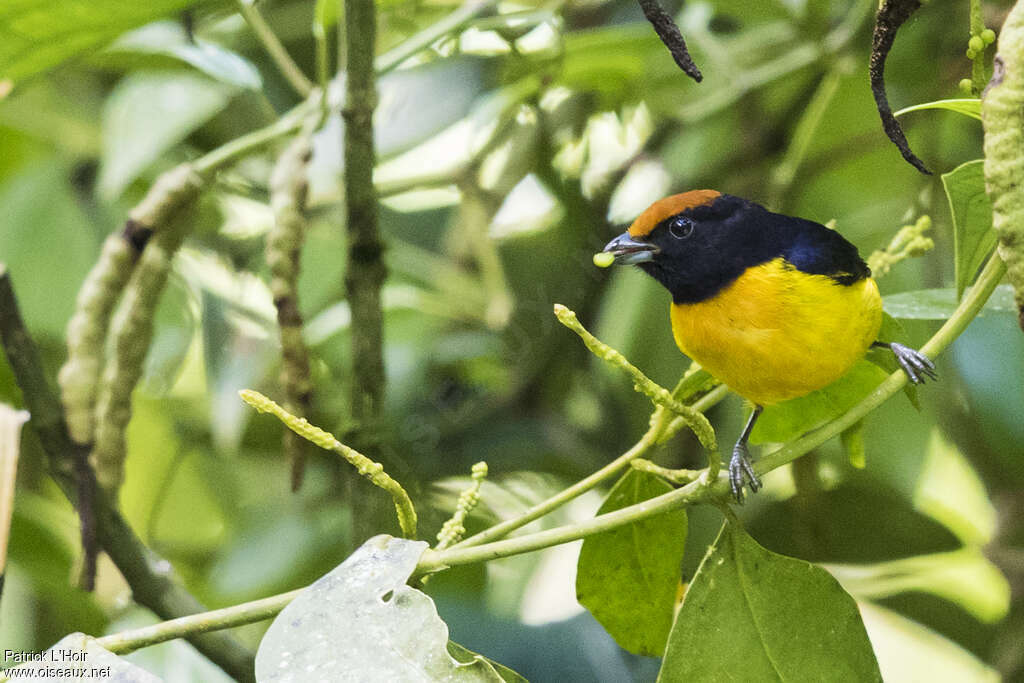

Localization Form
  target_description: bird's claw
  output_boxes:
[890,342,937,384]
[729,443,761,504]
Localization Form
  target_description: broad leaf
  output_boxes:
[107,23,262,90]
[255,535,523,682]
[860,603,999,682]
[0,0,206,83]
[9,633,160,681]
[576,469,687,657]
[98,71,237,198]
[658,522,881,682]
[942,160,997,298]
[827,548,1010,624]
[883,284,1016,319]
[894,99,982,121]
[751,360,888,444]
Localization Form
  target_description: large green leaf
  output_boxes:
[106,22,262,90]
[883,284,1016,319]
[255,535,524,682]
[576,468,687,657]
[97,71,236,198]
[751,360,888,444]
[894,98,982,121]
[941,159,998,298]
[658,522,881,682]
[859,603,999,682]
[0,0,207,83]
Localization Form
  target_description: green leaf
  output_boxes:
[751,360,888,444]
[658,522,881,682]
[98,71,236,199]
[0,0,207,83]
[827,548,1010,624]
[255,535,523,682]
[894,98,982,121]
[447,641,529,683]
[107,23,262,90]
[859,602,999,682]
[941,159,998,298]
[576,469,687,657]
[883,284,1017,319]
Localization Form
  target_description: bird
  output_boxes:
[600,190,936,502]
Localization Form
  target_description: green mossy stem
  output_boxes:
[983,1,1024,331]
[435,461,488,550]
[238,390,417,538]
[58,164,202,447]
[91,220,192,492]
[268,124,317,491]
[553,304,719,457]
[866,214,934,277]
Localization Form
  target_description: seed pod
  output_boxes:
[91,224,190,491]
[268,132,315,491]
[58,235,137,444]
[983,4,1024,331]
[58,164,201,446]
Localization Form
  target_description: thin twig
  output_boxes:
[237,0,314,97]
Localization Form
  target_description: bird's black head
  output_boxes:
[602,191,869,303]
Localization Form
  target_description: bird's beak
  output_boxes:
[602,231,659,265]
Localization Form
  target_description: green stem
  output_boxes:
[240,391,417,538]
[374,0,499,74]
[193,97,318,176]
[237,0,314,97]
[768,66,845,208]
[96,589,302,655]
[451,383,727,550]
[553,304,718,453]
[416,252,1007,573]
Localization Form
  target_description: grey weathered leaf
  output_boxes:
[255,535,524,682]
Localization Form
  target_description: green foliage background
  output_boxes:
[1,0,1022,680]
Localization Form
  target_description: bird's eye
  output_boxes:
[668,217,693,239]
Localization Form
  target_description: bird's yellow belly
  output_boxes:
[670,258,882,405]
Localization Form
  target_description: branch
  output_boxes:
[343,0,386,433]
[237,0,314,97]
[0,266,256,682]
[869,0,931,174]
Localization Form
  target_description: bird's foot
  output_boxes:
[729,442,761,504]
[890,342,937,384]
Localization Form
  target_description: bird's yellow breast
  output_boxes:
[669,258,882,405]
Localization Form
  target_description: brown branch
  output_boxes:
[0,265,255,682]
[869,0,931,174]
[637,0,702,82]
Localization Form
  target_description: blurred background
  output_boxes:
[1,0,1023,680]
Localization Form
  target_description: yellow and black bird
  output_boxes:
[601,190,936,502]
